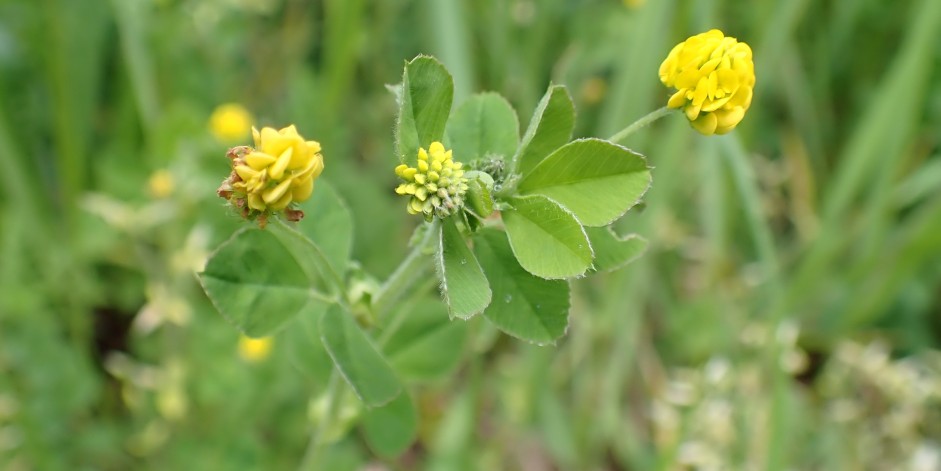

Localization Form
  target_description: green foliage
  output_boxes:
[395,56,454,165]
[295,180,354,276]
[503,195,592,279]
[381,300,469,381]
[361,391,418,458]
[517,138,651,227]
[585,227,648,274]
[445,92,520,162]
[7,0,941,469]
[198,224,335,337]
[320,305,403,407]
[513,85,575,177]
[474,229,571,344]
[437,217,491,319]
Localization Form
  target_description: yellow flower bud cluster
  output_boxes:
[217,125,323,226]
[394,142,468,220]
[659,29,755,135]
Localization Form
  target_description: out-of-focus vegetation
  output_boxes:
[1,0,941,469]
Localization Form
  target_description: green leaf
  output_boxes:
[383,299,469,381]
[518,138,651,227]
[502,195,592,279]
[284,304,333,383]
[445,92,519,162]
[295,180,354,277]
[197,226,335,337]
[513,85,575,177]
[320,305,403,407]
[362,390,418,458]
[437,217,491,319]
[586,227,648,273]
[395,55,454,165]
[473,229,570,345]
[464,170,494,218]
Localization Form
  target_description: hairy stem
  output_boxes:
[371,220,439,317]
[608,106,674,144]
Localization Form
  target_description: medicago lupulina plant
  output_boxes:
[199,29,754,459]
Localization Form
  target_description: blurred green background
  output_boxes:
[2,0,941,469]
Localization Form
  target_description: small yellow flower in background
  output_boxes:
[394,142,468,221]
[622,0,645,9]
[148,169,174,198]
[209,103,253,142]
[659,29,755,135]
[580,77,607,105]
[238,335,273,363]
[217,125,324,227]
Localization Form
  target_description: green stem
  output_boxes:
[299,372,343,471]
[371,220,439,317]
[608,106,674,144]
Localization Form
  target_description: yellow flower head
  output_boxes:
[394,142,469,221]
[659,29,755,135]
[217,125,324,227]
[209,103,253,142]
[238,335,273,363]
[148,169,175,199]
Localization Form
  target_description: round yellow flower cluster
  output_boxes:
[238,335,274,363]
[217,125,323,226]
[394,142,468,220]
[209,103,253,142]
[659,29,755,135]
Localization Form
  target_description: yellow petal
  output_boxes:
[685,103,702,121]
[269,191,293,210]
[714,107,745,134]
[417,160,429,172]
[690,112,718,135]
[292,180,314,202]
[262,178,293,204]
[235,165,259,181]
[269,147,292,179]
[306,140,322,154]
[702,95,733,112]
[394,164,408,177]
[245,152,276,170]
[668,90,687,108]
[252,127,261,148]
[248,193,266,210]
[260,127,295,157]
[429,141,444,155]
[418,148,428,161]
[279,124,299,137]
[415,187,428,201]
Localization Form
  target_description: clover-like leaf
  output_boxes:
[320,305,403,407]
[362,391,418,458]
[503,195,592,279]
[474,229,570,345]
[518,138,650,227]
[445,92,519,162]
[382,299,470,382]
[295,180,354,277]
[198,224,335,337]
[586,226,648,273]
[437,217,491,319]
[395,55,454,165]
[513,85,575,177]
